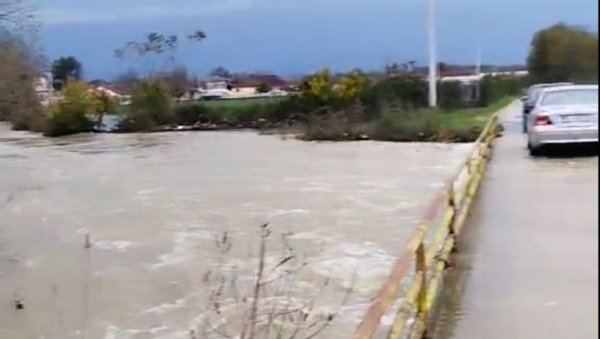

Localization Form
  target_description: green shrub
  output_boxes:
[44,109,93,137]
[370,109,440,142]
[170,98,299,127]
[301,109,367,141]
[43,80,96,137]
[119,79,171,131]
[478,75,522,106]
[438,81,465,109]
[172,103,210,125]
[361,74,428,119]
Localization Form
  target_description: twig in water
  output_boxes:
[248,223,270,339]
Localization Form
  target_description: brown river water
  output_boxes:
[0,123,472,339]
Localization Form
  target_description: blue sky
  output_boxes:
[38,0,598,79]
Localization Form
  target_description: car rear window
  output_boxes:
[528,83,573,97]
[541,88,599,106]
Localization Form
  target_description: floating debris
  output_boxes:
[14,295,24,310]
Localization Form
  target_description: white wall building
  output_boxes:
[33,73,54,106]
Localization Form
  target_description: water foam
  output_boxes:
[151,229,214,269]
[309,242,394,293]
[94,240,136,252]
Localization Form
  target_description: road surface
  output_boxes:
[431,101,599,339]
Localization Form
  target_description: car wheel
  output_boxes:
[527,141,541,157]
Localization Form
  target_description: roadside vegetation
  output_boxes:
[287,70,520,142]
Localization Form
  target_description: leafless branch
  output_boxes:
[192,224,354,339]
[0,0,35,28]
[247,223,270,339]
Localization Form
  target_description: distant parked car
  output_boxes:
[200,89,232,100]
[268,89,288,96]
[521,82,572,133]
[526,84,598,156]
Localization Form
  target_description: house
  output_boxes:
[230,74,288,94]
[438,70,528,102]
[94,84,132,105]
[88,79,111,87]
[177,88,206,102]
[196,73,291,99]
[201,77,232,91]
[201,88,233,100]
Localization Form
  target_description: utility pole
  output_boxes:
[475,49,482,75]
[475,48,482,101]
[426,0,437,107]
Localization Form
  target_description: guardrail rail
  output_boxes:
[353,112,500,339]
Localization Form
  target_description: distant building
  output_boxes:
[438,70,528,102]
[230,74,288,92]
[33,73,54,106]
[94,84,132,105]
[88,79,111,87]
[197,73,290,99]
[201,77,231,91]
[177,88,205,102]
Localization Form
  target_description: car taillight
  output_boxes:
[535,114,552,126]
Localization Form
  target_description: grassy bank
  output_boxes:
[122,96,513,142]
[436,96,513,129]
[202,97,286,109]
[170,96,294,128]
[369,97,513,142]
[302,97,514,143]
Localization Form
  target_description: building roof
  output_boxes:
[95,83,133,97]
[88,79,111,87]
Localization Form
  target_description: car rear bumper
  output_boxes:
[529,125,598,147]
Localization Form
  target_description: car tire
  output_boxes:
[527,141,541,157]
[522,113,529,133]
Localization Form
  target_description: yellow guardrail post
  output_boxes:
[415,242,428,336]
[445,184,457,249]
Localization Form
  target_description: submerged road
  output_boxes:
[432,101,598,339]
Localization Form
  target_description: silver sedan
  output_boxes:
[526,84,598,156]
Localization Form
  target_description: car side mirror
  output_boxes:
[520,96,528,102]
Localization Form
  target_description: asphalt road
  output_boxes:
[431,101,599,339]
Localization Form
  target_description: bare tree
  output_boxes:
[0,1,44,131]
[210,66,232,79]
[163,65,190,98]
[115,32,180,60]
[191,224,353,339]
[114,30,206,76]
[0,0,36,30]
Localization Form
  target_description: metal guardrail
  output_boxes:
[353,113,500,339]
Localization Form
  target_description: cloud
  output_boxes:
[40,0,252,24]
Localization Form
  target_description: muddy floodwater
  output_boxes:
[0,124,472,339]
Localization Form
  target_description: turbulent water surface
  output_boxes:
[0,124,472,338]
